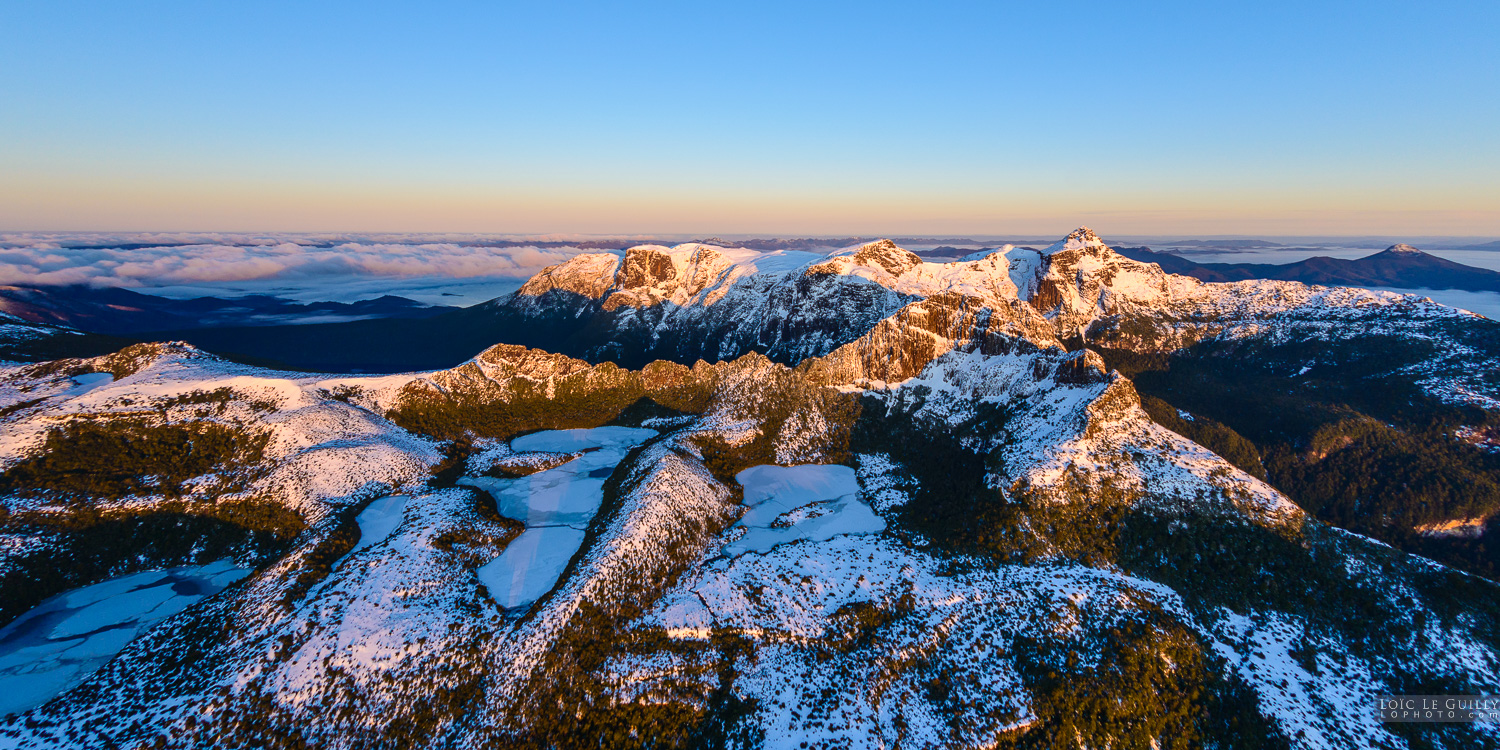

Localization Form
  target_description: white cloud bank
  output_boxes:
[0,233,610,305]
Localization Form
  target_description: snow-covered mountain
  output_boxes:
[479,228,1496,403]
[147,228,1499,374]
[0,229,1498,748]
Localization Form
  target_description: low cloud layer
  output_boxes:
[0,233,605,305]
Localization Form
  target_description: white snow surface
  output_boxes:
[647,530,1194,748]
[0,344,442,523]
[503,228,1500,410]
[872,346,1301,523]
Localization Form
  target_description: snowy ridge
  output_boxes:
[466,431,739,739]
[875,346,1300,522]
[645,532,1192,748]
[0,343,437,523]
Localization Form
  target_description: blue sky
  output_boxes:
[2,1,1497,235]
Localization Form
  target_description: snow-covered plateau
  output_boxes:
[0,228,1496,749]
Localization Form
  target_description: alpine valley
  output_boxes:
[1,228,1499,749]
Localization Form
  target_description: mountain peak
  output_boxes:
[850,239,923,275]
[1065,226,1104,245]
[1042,226,1111,257]
[1385,243,1424,254]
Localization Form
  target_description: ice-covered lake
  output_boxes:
[0,560,250,716]
[724,464,885,557]
[348,494,412,557]
[459,426,656,610]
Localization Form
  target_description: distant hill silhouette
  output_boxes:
[0,285,454,335]
[1116,244,1500,292]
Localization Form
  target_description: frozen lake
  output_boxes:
[348,494,411,556]
[459,426,656,610]
[0,560,250,716]
[724,464,885,557]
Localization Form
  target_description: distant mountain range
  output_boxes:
[1115,243,1500,292]
[2,239,1495,373]
[0,285,455,335]
[130,235,1500,374]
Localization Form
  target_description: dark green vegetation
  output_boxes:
[0,418,271,501]
[849,390,1017,555]
[1010,608,1289,750]
[387,362,713,443]
[1272,418,1500,530]
[1118,510,1500,750]
[0,398,47,421]
[1139,395,1266,480]
[694,373,862,485]
[2,312,1497,745]
[157,386,280,414]
[389,371,648,442]
[0,399,292,624]
[500,603,743,749]
[848,390,1141,568]
[847,396,1291,748]
[608,396,696,429]
[1099,334,1500,579]
[0,410,294,625]
[275,503,364,610]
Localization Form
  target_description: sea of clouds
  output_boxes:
[0,233,620,306]
[2,233,1496,319]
